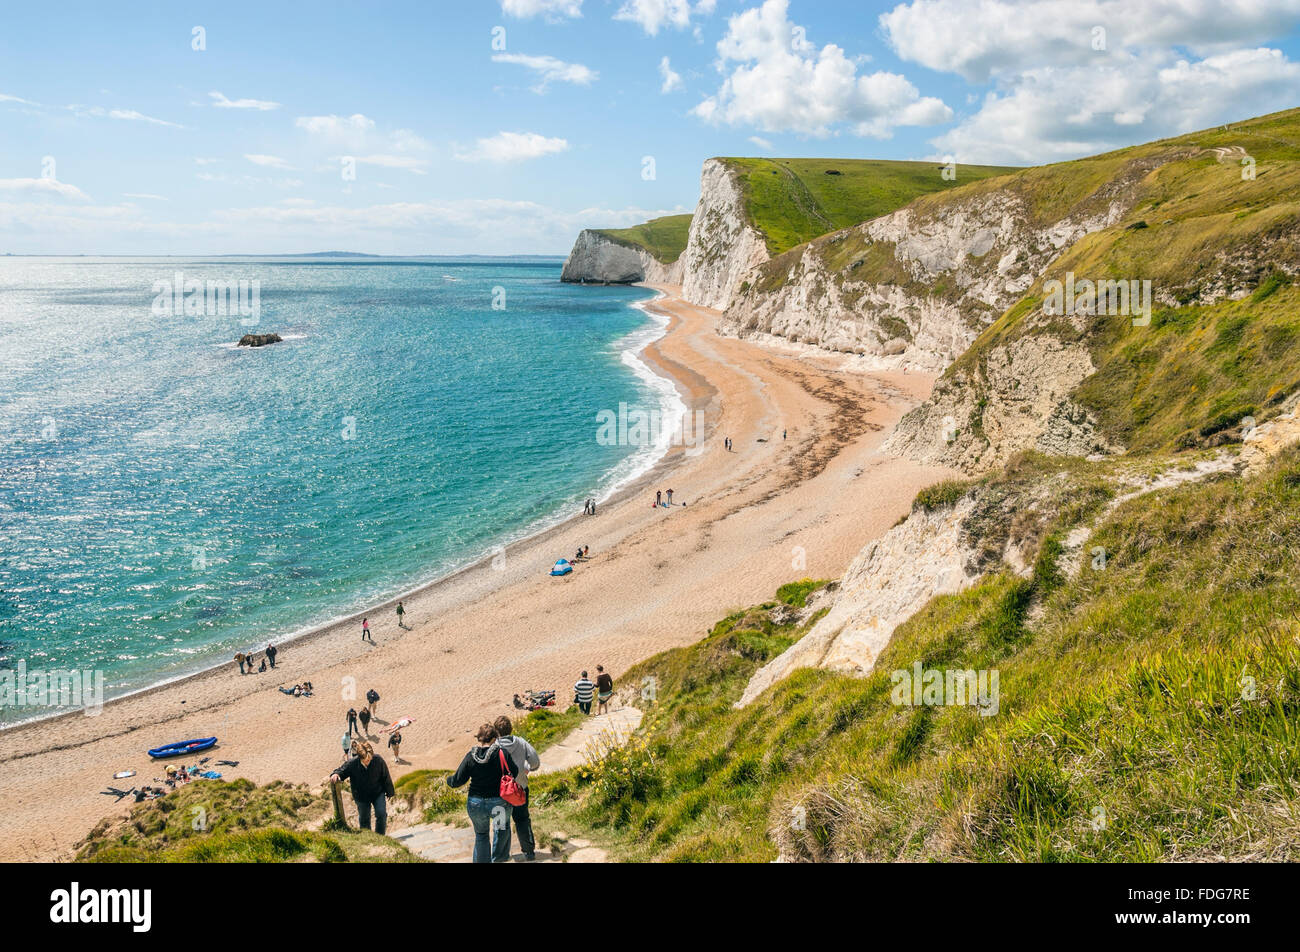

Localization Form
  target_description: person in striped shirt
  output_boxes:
[574,671,596,715]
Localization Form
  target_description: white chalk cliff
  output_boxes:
[738,500,980,707]
[679,159,770,310]
[561,230,684,285]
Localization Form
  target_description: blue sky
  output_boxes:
[2,0,1298,254]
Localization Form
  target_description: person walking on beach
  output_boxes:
[655,490,662,508]
[446,723,517,863]
[358,706,372,736]
[395,601,406,629]
[366,687,380,717]
[494,715,541,862]
[361,618,373,643]
[330,739,395,835]
[783,429,787,440]
[235,652,247,675]
[266,643,277,669]
[574,670,596,715]
[346,707,359,736]
[595,665,614,715]
[387,728,403,763]
[341,732,353,759]
[666,489,674,505]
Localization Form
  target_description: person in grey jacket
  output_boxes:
[493,715,541,861]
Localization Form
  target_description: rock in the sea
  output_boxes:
[237,333,283,347]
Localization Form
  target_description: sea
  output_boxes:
[0,256,678,723]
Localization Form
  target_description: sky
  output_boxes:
[2,0,1298,255]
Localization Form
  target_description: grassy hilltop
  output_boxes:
[721,157,1019,256]
[593,214,694,264]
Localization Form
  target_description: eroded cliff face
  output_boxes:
[738,499,980,707]
[679,159,770,309]
[882,334,1122,474]
[719,188,1130,373]
[561,230,684,285]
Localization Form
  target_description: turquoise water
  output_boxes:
[0,257,665,719]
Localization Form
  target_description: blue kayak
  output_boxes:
[148,737,217,759]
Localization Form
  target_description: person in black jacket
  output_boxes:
[330,740,395,835]
[446,723,516,863]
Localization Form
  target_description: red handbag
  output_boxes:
[499,749,526,806]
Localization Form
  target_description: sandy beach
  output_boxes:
[0,285,952,860]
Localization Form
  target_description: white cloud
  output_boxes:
[455,131,570,162]
[659,56,683,93]
[873,0,1300,163]
[501,0,583,18]
[880,0,1300,83]
[747,135,774,150]
[932,47,1300,164]
[346,154,430,174]
[492,53,598,91]
[197,171,303,188]
[105,108,183,128]
[244,154,296,170]
[0,177,91,201]
[209,91,280,110]
[123,192,168,200]
[615,0,716,35]
[693,0,951,137]
[0,92,38,106]
[295,113,377,143]
[194,158,220,165]
[0,191,694,254]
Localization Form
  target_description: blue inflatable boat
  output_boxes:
[148,737,217,759]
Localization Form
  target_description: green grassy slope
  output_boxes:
[594,214,693,264]
[527,449,1300,861]
[721,157,1019,256]
[75,779,422,863]
[929,107,1300,454]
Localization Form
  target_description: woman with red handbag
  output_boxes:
[446,723,520,863]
